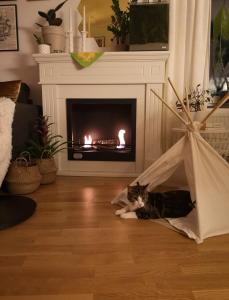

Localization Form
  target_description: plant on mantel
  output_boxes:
[107,0,130,49]
[33,33,51,54]
[36,0,68,53]
[36,0,68,27]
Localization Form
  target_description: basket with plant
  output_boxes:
[5,152,41,194]
[27,116,67,184]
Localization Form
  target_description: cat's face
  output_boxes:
[127,182,148,204]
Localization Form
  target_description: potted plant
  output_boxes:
[27,116,67,184]
[107,0,130,50]
[176,84,212,125]
[33,33,50,54]
[5,152,41,195]
[36,0,68,53]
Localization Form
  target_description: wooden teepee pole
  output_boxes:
[168,78,194,125]
[201,92,229,124]
[185,87,190,117]
[151,89,187,126]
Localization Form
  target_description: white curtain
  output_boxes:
[163,0,211,148]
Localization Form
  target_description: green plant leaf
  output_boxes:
[54,18,63,26]
[214,5,229,40]
[35,23,43,28]
[38,11,48,19]
[54,0,68,12]
[52,147,67,157]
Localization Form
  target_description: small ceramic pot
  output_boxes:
[38,44,51,54]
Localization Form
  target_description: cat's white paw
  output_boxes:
[120,212,138,219]
[115,208,126,215]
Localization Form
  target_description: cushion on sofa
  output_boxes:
[0,80,21,103]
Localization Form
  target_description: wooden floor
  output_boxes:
[0,176,229,300]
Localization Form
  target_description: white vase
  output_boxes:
[38,44,50,54]
[42,26,66,53]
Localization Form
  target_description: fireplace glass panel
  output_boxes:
[66,99,136,161]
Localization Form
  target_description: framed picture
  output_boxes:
[0,4,19,51]
[95,36,105,48]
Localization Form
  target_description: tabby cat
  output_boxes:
[115,182,195,219]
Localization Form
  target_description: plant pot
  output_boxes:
[38,44,50,54]
[5,161,41,195]
[42,26,65,53]
[37,158,57,184]
[110,42,128,51]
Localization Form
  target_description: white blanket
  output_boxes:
[0,97,15,187]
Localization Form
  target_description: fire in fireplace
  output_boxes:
[66,99,136,161]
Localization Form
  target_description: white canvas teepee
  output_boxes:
[113,81,229,243]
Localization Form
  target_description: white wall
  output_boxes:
[0,0,80,104]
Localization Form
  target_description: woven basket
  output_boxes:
[5,158,41,195]
[37,158,57,185]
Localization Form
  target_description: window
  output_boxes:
[210,0,229,99]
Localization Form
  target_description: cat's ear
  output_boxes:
[144,184,149,189]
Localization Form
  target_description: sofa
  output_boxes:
[12,83,42,159]
[0,80,41,159]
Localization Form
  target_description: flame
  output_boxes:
[84,135,92,148]
[117,129,126,149]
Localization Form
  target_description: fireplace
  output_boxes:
[33,52,169,176]
[66,98,136,161]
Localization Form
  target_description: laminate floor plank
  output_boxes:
[0,176,228,300]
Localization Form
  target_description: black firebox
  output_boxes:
[66,98,136,161]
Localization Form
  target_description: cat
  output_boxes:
[115,182,195,219]
[115,182,148,219]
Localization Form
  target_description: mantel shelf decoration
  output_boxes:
[71,51,103,68]
[67,1,104,68]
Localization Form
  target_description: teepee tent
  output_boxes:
[113,80,229,243]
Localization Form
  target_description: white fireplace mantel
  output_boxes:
[34,51,169,177]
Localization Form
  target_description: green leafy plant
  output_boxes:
[107,0,130,45]
[27,116,67,159]
[33,33,48,45]
[176,85,212,112]
[33,33,43,45]
[212,1,229,93]
[36,0,68,27]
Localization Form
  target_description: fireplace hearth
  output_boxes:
[67,99,136,161]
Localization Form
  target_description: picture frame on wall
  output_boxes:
[95,36,106,48]
[0,4,19,51]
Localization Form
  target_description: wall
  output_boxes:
[0,0,79,104]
